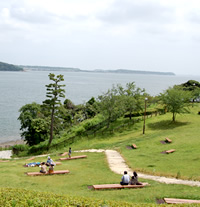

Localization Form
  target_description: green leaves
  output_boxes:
[160,87,192,121]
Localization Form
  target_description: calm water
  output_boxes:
[0,70,199,143]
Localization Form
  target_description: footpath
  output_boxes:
[76,149,200,187]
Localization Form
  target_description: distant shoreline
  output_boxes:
[20,65,176,76]
[0,139,25,148]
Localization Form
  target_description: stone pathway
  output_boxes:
[75,149,200,187]
[0,150,12,159]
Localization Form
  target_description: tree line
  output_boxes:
[18,74,200,149]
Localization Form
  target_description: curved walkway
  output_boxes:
[76,149,200,187]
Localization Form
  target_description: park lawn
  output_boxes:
[1,104,200,205]
[121,104,200,180]
[67,104,200,180]
[1,149,200,205]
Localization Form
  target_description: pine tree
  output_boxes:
[43,73,65,149]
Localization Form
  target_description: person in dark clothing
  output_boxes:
[129,171,142,185]
[68,147,72,158]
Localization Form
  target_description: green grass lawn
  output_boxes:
[69,104,200,181]
[1,150,200,205]
[1,104,200,206]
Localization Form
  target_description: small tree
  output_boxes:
[43,73,65,149]
[160,87,191,122]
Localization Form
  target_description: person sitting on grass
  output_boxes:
[129,171,142,185]
[46,156,56,166]
[48,164,54,174]
[120,171,130,185]
[40,162,47,173]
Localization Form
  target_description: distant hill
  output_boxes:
[0,62,23,71]
[93,69,175,76]
[20,65,81,72]
[20,65,175,76]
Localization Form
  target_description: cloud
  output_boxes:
[9,4,58,24]
[98,0,174,25]
[188,11,200,24]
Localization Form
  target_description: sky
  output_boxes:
[0,0,200,75]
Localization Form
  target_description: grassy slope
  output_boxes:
[1,151,200,205]
[71,104,200,180]
[1,104,200,205]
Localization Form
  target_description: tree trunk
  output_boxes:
[172,112,175,122]
[129,112,132,120]
[48,107,55,149]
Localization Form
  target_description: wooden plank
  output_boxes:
[59,155,87,161]
[164,198,200,204]
[123,183,149,188]
[0,160,10,162]
[26,170,70,176]
[55,162,62,165]
[165,138,172,143]
[93,184,123,190]
[166,149,175,154]
[61,152,68,156]
[92,183,149,190]
[132,144,137,149]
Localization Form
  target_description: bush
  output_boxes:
[12,144,29,155]
[0,187,158,207]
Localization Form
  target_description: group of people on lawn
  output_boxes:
[40,156,55,174]
[40,147,72,174]
[120,171,142,185]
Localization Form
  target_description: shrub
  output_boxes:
[12,144,29,155]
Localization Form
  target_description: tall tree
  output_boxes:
[43,73,65,149]
[160,87,191,122]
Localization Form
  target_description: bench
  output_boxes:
[164,198,200,204]
[132,144,137,149]
[165,138,172,143]
[92,183,149,190]
[59,155,87,161]
[55,162,62,165]
[26,170,70,176]
[61,152,68,156]
[0,160,10,163]
[166,149,175,154]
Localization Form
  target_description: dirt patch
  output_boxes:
[87,185,93,190]
[126,145,133,150]
[156,199,165,204]
[161,151,167,154]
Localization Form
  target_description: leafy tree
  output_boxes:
[117,82,146,120]
[160,87,191,122]
[97,85,124,128]
[85,97,97,118]
[180,80,200,91]
[18,102,49,146]
[43,73,65,149]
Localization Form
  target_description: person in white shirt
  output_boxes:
[120,171,130,185]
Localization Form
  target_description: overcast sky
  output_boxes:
[0,0,200,75]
